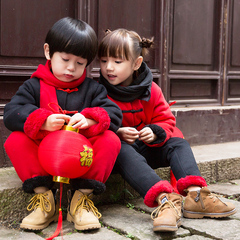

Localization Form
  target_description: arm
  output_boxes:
[3,79,41,132]
[76,81,122,138]
[142,82,176,147]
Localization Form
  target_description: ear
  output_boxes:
[133,56,143,71]
[44,43,51,60]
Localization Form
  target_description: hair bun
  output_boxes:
[105,29,112,35]
[140,37,154,48]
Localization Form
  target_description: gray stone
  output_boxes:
[99,204,190,240]
[208,181,240,196]
[192,141,240,163]
[175,236,212,240]
[0,167,22,191]
[47,226,127,240]
[182,218,240,240]
[0,225,44,240]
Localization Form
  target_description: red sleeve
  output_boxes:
[144,82,176,147]
[24,108,52,140]
[79,107,110,138]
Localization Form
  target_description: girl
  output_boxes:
[4,18,122,231]
[98,29,236,232]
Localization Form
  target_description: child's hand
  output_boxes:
[68,113,97,129]
[139,127,157,143]
[117,127,139,144]
[41,114,71,131]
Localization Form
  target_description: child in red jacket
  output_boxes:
[4,18,122,231]
[98,29,236,232]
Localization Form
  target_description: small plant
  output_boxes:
[126,203,134,209]
[125,233,135,239]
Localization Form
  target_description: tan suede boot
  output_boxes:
[20,190,58,230]
[67,190,101,230]
[183,187,237,218]
[151,193,183,232]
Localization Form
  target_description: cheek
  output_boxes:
[51,62,62,75]
[76,67,85,77]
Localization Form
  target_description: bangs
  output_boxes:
[98,31,132,60]
[63,31,96,59]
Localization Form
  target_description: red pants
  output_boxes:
[4,130,120,184]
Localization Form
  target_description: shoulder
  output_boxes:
[81,77,107,91]
[16,77,40,93]
[22,77,40,87]
[82,77,100,86]
[150,82,164,98]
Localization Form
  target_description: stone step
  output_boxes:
[1,181,240,240]
[0,141,240,229]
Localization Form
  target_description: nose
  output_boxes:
[106,61,113,71]
[67,62,75,72]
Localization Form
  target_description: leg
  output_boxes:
[4,131,57,230]
[114,141,163,198]
[68,131,120,230]
[80,130,121,183]
[4,131,53,192]
[160,138,236,219]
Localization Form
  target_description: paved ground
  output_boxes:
[0,179,240,240]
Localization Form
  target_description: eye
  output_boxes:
[62,58,69,62]
[100,59,107,63]
[115,60,122,64]
[77,62,84,65]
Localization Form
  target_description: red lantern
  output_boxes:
[38,125,94,240]
[38,125,94,184]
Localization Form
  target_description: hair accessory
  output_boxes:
[105,29,112,34]
[140,37,154,48]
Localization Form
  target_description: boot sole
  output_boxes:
[67,213,101,230]
[20,214,59,230]
[183,208,237,219]
[153,219,181,232]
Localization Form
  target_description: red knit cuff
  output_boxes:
[177,175,207,196]
[144,180,173,207]
[24,108,52,140]
[79,107,110,138]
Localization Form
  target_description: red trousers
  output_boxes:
[4,130,120,184]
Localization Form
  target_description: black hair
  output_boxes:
[45,17,98,66]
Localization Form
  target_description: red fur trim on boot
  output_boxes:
[177,175,207,196]
[24,108,52,140]
[79,107,110,138]
[144,180,173,208]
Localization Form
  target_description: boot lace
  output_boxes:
[27,192,52,213]
[208,193,222,203]
[73,194,102,219]
[151,200,181,220]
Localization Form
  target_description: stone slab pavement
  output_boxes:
[0,180,240,240]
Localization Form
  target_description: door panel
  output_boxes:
[226,0,240,103]
[168,0,223,105]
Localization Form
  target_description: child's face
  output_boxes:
[100,57,136,86]
[46,50,87,82]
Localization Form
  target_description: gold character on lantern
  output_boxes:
[80,145,93,167]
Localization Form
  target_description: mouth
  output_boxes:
[65,74,74,79]
[107,74,116,80]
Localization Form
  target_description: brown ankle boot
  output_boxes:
[20,190,59,230]
[183,187,237,218]
[67,190,101,230]
[151,193,183,232]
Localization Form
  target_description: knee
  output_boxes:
[4,131,26,149]
[169,137,190,148]
[103,130,121,145]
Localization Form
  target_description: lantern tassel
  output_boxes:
[46,182,64,240]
